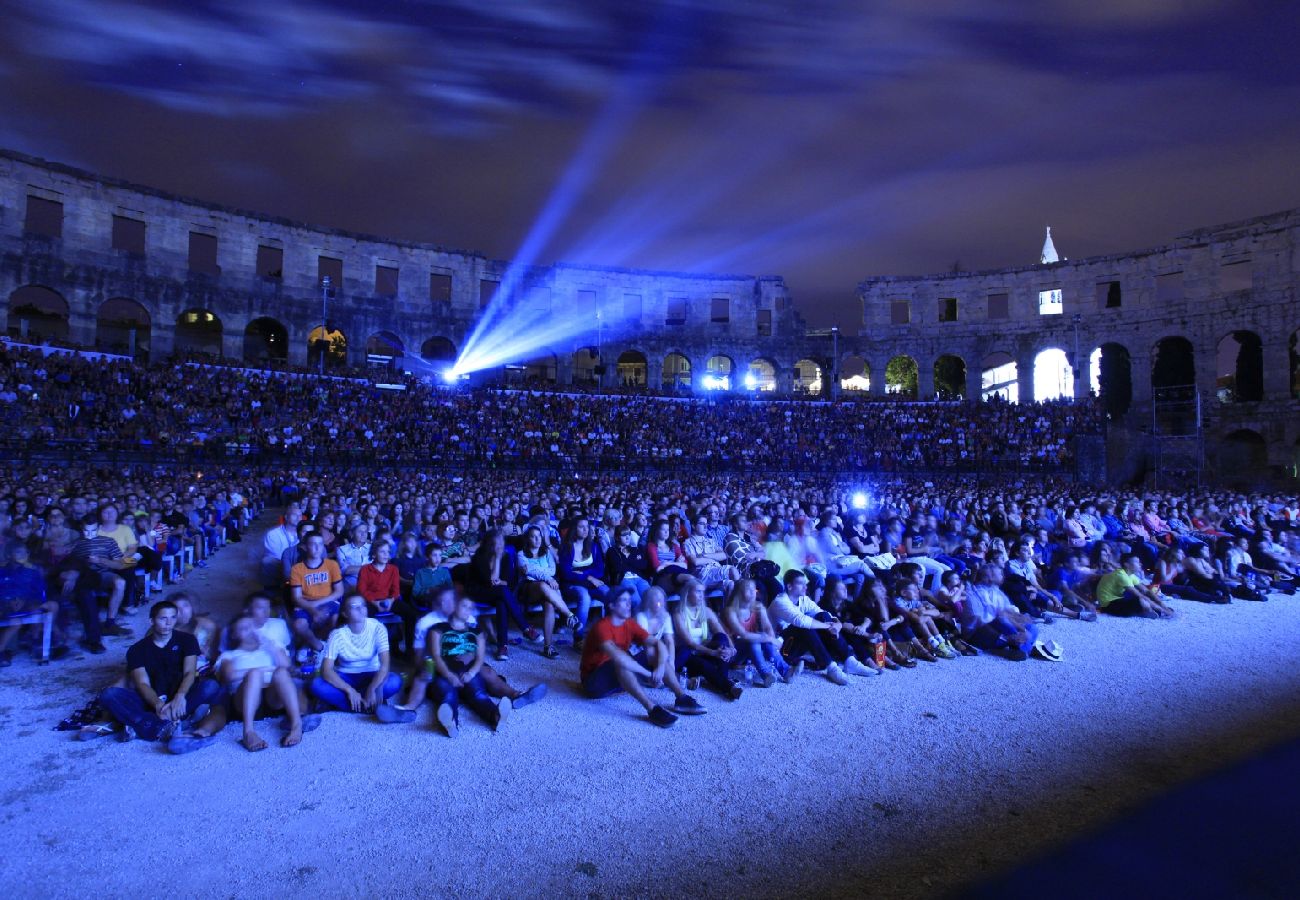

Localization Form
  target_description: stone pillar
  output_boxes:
[917,358,935,400]
[556,357,573,387]
[966,361,983,400]
[1015,352,1036,403]
[1193,341,1218,405]
[866,356,888,397]
[776,367,794,395]
[1263,336,1291,402]
[153,324,176,361]
[287,333,308,366]
[1129,349,1152,405]
[221,329,243,362]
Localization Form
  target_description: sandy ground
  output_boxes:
[2,518,1300,899]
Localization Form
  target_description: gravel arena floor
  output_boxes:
[2,517,1300,899]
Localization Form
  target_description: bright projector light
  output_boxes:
[440,368,459,384]
[851,491,869,510]
[743,373,758,390]
[702,375,726,390]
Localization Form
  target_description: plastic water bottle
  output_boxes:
[743,662,756,685]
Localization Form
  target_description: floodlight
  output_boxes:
[851,491,868,510]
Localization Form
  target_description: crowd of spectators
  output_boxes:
[0,345,1101,471]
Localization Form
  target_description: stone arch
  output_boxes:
[307,323,348,371]
[746,357,777,392]
[980,351,1018,402]
[705,353,734,390]
[1215,330,1263,403]
[364,331,404,369]
[1033,347,1074,401]
[884,354,917,399]
[420,337,457,364]
[1090,342,1132,417]
[572,346,601,385]
[840,355,870,392]
[522,351,558,385]
[1151,335,1195,393]
[933,354,966,399]
[242,317,288,363]
[662,351,692,390]
[95,297,151,358]
[174,308,223,358]
[1220,428,1268,477]
[794,358,825,395]
[6,285,70,343]
[616,349,648,388]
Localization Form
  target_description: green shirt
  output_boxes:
[1096,569,1140,607]
[411,565,452,603]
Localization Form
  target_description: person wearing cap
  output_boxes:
[580,585,705,727]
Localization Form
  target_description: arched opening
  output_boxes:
[1152,336,1195,393]
[523,352,557,385]
[242,317,287,363]
[616,350,647,388]
[95,297,151,358]
[572,347,601,385]
[364,331,404,369]
[1090,343,1132,417]
[840,355,870,392]
[420,337,457,365]
[1215,330,1264,403]
[662,352,691,391]
[6,286,70,343]
[746,358,777,392]
[794,358,824,396]
[933,354,967,400]
[307,323,348,371]
[1220,429,1268,478]
[980,352,1018,403]
[1291,329,1300,400]
[704,354,734,391]
[174,308,223,358]
[1033,347,1074,401]
[884,355,917,399]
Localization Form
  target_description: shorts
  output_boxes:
[291,600,339,624]
[581,661,622,699]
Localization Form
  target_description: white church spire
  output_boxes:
[1041,225,1059,264]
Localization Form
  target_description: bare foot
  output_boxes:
[281,726,303,748]
[241,731,268,752]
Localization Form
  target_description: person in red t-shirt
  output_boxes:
[579,586,705,728]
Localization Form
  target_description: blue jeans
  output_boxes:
[432,672,498,724]
[562,583,609,630]
[968,618,1039,654]
[99,679,224,741]
[619,574,652,603]
[309,670,402,711]
[739,639,788,677]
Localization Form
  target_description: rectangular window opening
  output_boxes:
[479,279,498,309]
[665,296,687,327]
[756,308,772,337]
[188,232,219,276]
[710,296,730,323]
[890,299,910,325]
[111,216,146,256]
[1220,259,1252,293]
[318,255,343,288]
[938,297,958,322]
[256,245,283,279]
[430,271,452,304]
[1037,288,1063,316]
[24,195,63,240]
[375,264,399,297]
[987,293,1009,319]
[623,293,643,323]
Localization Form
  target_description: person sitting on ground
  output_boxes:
[721,578,792,686]
[83,599,225,746]
[672,577,743,699]
[890,579,957,661]
[961,564,1042,660]
[167,589,220,672]
[216,613,316,751]
[517,524,576,659]
[580,585,704,727]
[1154,547,1223,604]
[310,594,402,713]
[1006,538,1075,620]
[633,585,675,665]
[378,586,546,723]
[768,569,877,684]
[288,533,343,664]
[0,542,60,666]
[1180,543,1236,603]
[425,594,514,736]
[850,576,915,669]
[816,575,884,672]
[1096,553,1174,619]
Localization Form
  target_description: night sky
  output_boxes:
[2,0,1298,328]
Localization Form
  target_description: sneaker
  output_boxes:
[493,697,512,731]
[671,694,707,716]
[376,703,417,724]
[77,723,116,741]
[81,640,107,655]
[647,705,678,728]
[512,683,547,709]
[523,627,541,643]
[782,660,804,684]
[102,620,132,637]
[825,663,849,686]
[436,703,458,738]
[728,683,744,701]
[116,725,136,743]
[1001,647,1029,661]
[760,670,777,688]
[843,656,879,677]
[157,721,179,743]
[167,732,217,754]
[937,643,959,660]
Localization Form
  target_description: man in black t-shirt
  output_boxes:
[88,600,224,744]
